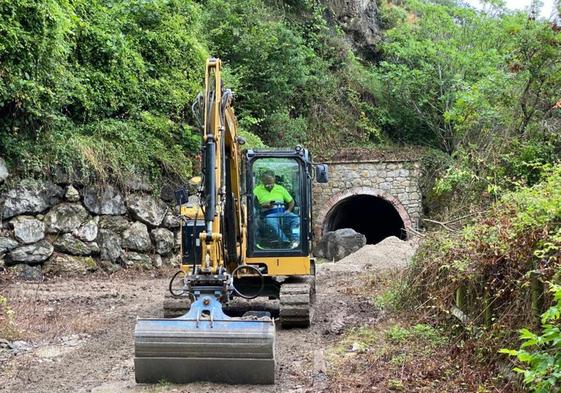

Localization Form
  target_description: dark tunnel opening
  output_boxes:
[325,195,406,244]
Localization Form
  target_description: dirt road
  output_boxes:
[0,266,385,393]
[0,238,419,393]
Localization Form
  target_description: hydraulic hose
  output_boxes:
[231,264,265,300]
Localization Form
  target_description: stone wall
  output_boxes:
[312,159,422,236]
[0,165,181,279]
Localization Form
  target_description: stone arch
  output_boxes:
[315,187,412,243]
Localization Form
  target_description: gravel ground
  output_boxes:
[319,236,418,273]
[0,237,416,393]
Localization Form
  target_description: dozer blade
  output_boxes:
[134,295,275,385]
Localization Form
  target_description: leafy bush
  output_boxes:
[402,164,561,330]
[0,0,207,185]
[500,283,561,393]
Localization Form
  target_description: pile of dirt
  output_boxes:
[318,236,418,273]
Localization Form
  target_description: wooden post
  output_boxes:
[530,271,544,322]
[483,287,492,328]
[456,283,467,311]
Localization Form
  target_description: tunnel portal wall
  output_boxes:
[312,160,422,239]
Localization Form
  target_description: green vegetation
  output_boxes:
[0,0,384,184]
[501,283,561,393]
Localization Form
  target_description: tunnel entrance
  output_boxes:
[324,194,406,244]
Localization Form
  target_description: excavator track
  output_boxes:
[279,278,314,328]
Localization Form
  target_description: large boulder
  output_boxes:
[98,215,130,233]
[7,240,54,264]
[44,203,90,233]
[11,216,45,244]
[126,193,168,227]
[151,228,175,255]
[73,218,98,242]
[83,185,126,215]
[0,237,19,254]
[2,179,63,219]
[314,228,366,261]
[122,222,152,252]
[43,254,97,275]
[0,157,8,183]
[53,233,92,256]
[98,229,122,262]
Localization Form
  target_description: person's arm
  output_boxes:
[286,199,295,212]
[281,186,294,212]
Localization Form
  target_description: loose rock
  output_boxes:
[2,179,63,219]
[122,222,151,252]
[8,240,54,264]
[153,254,163,268]
[83,185,127,215]
[151,228,174,255]
[126,193,168,227]
[314,228,366,261]
[44,203,90,233]
[11,216,45,244]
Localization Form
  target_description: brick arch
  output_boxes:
[314,187,412,239]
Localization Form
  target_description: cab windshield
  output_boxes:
[251,158,302,251]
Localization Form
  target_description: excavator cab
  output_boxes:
[247,149,312,255]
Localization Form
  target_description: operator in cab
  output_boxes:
[253,170,300,248]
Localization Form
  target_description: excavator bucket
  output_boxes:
[134,295,275,384]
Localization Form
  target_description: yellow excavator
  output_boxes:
[134,58,328,384]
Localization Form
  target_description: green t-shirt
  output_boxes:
[253,184,293,205]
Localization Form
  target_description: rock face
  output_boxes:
[2,180,63,219]
[122,222,152,252]
[98,229,122,262]
[151,228,175,255]
[8,240,54,264]
[11,216,45,244]
[0,237,19,254]
[44,203,89,233]
[43,254,97,275]
[83,185,127,215]
[0,157,8,183]
[53,234,92,256]
[324,0,381,55]
[314,228,366,261]
[126,193,168,227]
